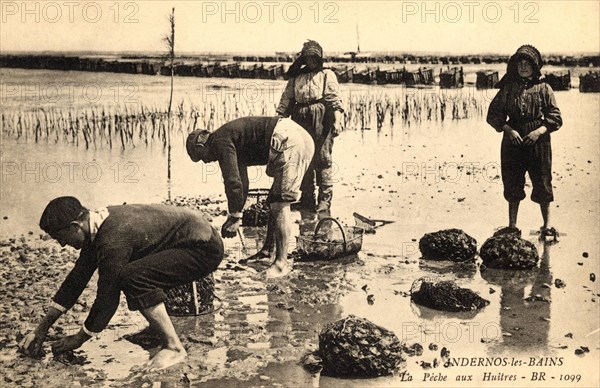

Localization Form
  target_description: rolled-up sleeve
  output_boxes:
[486,88,508,132]
[323,69,344,112]
[276,79,295,117]
[542,84,563,132]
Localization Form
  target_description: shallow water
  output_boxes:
[0,69,599,387]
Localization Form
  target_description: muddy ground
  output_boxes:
[1,70,599,387]
[1,199,598,387]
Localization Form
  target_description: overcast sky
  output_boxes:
[1,1,598,55]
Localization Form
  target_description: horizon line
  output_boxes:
[2,49,598,57]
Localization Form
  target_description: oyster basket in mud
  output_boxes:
[318,315,404,377]
[409,276,489,312]
[296,217,364,260]
[164,274,215,316]
[242,188,271,227]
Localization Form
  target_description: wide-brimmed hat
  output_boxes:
[186,129,211,162]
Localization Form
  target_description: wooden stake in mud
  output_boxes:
[164,7,175,185]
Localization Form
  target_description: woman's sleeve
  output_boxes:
[486,88,508,132]
[541,84,563,132]
[323,69,344,112]
[276,78,295,117]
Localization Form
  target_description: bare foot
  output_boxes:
[144,347,187,371]
[264,260,291,278]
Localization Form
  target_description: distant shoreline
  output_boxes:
[2,50,599,57]
[1,53,598,91]
[2,52,598,70]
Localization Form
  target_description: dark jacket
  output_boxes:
[203,116,280,214]
[486,79,562,140]
[53,204,221,332]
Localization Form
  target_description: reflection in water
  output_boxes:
[410,300,487,322]
[237,226,265,259]
[265,259,347,351]
[166,177,173,202]
[152,232,352,384]
[418,258,479,280]
[482,243,553,351]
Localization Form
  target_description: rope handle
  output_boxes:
[314,217,347,253]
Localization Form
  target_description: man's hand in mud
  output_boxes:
[51,330,90,355]
[221,215,242,238]
[19,329,48,357]
[523,127,547,146]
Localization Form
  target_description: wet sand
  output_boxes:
[0,70,599,387]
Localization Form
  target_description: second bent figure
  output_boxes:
[187,116,314,277]
[277,40,344,212]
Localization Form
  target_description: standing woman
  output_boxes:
[277,40,344,212]
[486,45,563,239]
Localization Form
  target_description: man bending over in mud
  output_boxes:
[187,116,314,277]
[19,197,224,370]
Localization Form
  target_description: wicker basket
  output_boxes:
[164,274,215,316]
[296,217,364,261]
